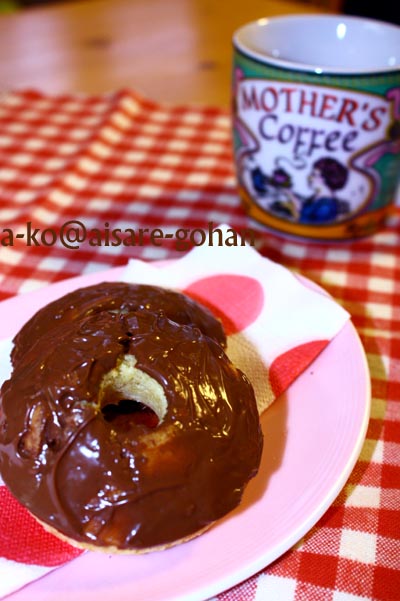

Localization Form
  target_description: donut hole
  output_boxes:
[102,399,159,428]
[99,354,167,427]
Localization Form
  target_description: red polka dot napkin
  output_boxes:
[122,235,349,411]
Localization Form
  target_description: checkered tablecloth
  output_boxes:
[0,89,399,601]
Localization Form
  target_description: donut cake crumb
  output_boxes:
[99,355,168,425]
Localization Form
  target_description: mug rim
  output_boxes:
[233,14,400,76]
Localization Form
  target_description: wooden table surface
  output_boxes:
[0,0,332,107]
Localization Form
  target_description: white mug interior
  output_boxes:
[234,15,400,74]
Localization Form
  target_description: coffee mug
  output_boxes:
[232,15,400,240]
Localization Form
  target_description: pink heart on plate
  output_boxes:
[184,274,264,335]
[269,340,329,398]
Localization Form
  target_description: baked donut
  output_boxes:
[0,283,263,553]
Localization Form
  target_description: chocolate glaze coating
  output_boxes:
[0,283,263,551]
[11,281,226,366]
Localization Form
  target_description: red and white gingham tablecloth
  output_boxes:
[0,89,399,600]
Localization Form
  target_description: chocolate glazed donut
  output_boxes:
[0,283,263,552]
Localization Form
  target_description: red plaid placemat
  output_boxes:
[1,89,400,600]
